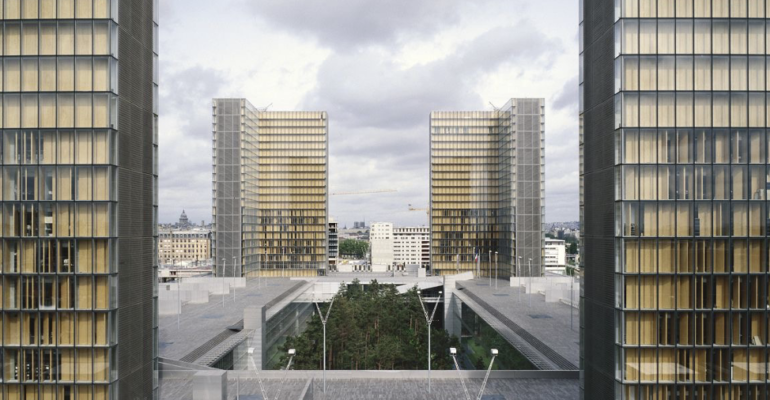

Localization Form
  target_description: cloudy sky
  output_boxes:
[158,0,579,228]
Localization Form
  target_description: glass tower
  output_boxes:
[429,99,545,277]
[213,99,328,277]
[0,0,158,399]
[582,0,770,398]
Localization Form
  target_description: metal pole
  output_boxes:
[283,247,285,278]
[177,274,180,330]
[528,258,532,308]
[495,252,498,291]
[323,322,327,393]
[417,291,442,394]
[517,256,522,303]
[451,353,471,400]
[232,256,237,303]
[315,297,335,394]
[221,258,226,308]
[571,275,574,331]
[476,352,498,400]
[488,250,491,286]
[456,252,459,275]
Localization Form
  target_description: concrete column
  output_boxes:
[193,370,227,400]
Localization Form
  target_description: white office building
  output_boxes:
[394,227,430,268]
[544,239,567,275]
[370,222,395,266]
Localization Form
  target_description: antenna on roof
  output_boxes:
[489,102,500,111]
[257,103,273,112]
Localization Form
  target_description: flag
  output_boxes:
[474,247,479,262]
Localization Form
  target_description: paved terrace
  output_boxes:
[456,279,580,369]
[159,278,306,362]
[159,370,579,400]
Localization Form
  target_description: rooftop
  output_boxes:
[159,370,579,400]
[159,278,305,362]
[456,279,579,369]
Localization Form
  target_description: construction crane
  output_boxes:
[408,204,429,215]
[331,189,397,196]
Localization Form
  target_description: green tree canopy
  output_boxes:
[339,239,369,258]
[277,279,460,370]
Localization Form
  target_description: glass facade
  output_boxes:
[0,0,157,398]
[585,0,770,397]
[429,99,545,277]
[213,100,328,278]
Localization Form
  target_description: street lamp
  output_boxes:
[477,349,499,400]
[247,348,269,400]
[221,258,226,308]
[449,347,471,400]
[494,252,499,291]
[417,289,442,394]
[528,258,532,308]
[315,296,336,394]
[274,348,296,400]
[517,256,523,303]
[488,250,491,286]
[232,256,237,303]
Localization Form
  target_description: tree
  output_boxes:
[568,242,578,254]
[339,239,369,258]
[277,280,462,370]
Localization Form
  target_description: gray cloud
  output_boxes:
[242,0,484,51]
[298,22,563,226]
[158,66,232,224]
[552,75,579,112]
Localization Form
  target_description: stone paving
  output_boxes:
[159,376,579,400]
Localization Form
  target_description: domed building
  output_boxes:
[179,210,189,228]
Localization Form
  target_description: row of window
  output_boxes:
[0,239,114,274]
[0,93,116,129]
[0,275,112,310]
[620,129,768,164]
[618,91,769,127]
[618,55,770,92]
[256,157,326,165]
[619,201,768,237]
[1,56,118,93]
[620,164,768,200]
[2,348,114,385]
[620,383,761,399]
[1,202,115,237]
[2,166,115,202]
[1,131,115,166]
[0,0,115,20]
[622,275,767,310]
[618,19,767,55]
[620,238,768,272]
[617,0,770,19]
[621,347,768,384]
[0,20,116,57]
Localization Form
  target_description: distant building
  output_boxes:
[179,209,190,228]
[159,230,212,265]
[544,239,566,274]
[353,221,367,229]
[394,227,430,268]
[430,99,545,277]
[370,222,395,266]
[211,99,328,277]
[329,219,339,270]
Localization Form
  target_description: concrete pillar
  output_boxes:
[193,370,227,400]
